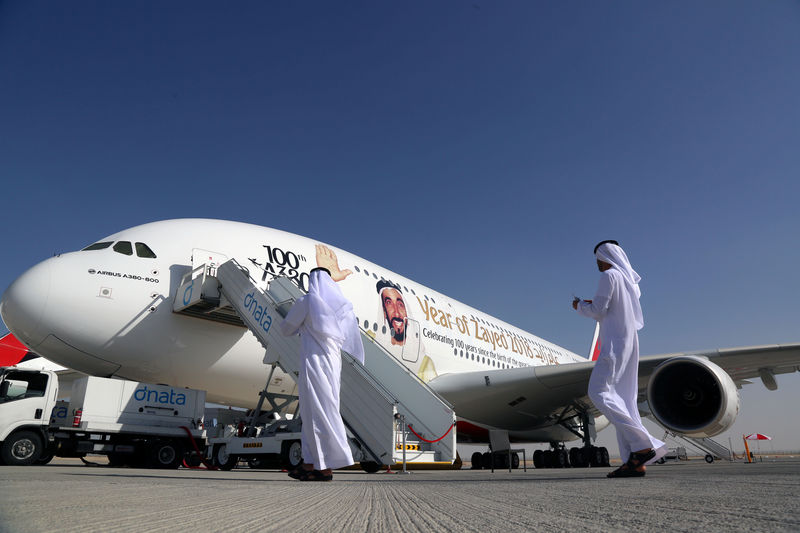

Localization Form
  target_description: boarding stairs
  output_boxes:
[174,259,456,467]
[662,431,732,462]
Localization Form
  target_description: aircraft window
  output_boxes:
[403,286,409,293]
[113,241,133,256]
[354,266,360,273]
[364,269,369,276]
[372,322,378,332]
[382,326,387,334]
[82,241,113,251]
[135,242,157,258]
[373,273,378,279]
[453,348,457,356]
[432,298,436,304]
[471,354,475,360]
[424,295,429,301]
[411,288,416,295]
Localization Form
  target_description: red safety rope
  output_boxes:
[407,422,455,444]
[180,426,218,470]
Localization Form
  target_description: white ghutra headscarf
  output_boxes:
[596,243,644,330]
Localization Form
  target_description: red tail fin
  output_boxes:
[0,333,30,366]
[589,322,601,361]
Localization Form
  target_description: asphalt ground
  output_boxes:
[1,457,798,533]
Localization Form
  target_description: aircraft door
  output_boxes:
[401,318,421,363]
[192,248,229,277]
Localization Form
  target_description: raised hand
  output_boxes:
[315,244,352,282]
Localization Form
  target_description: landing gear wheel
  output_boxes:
[213,444,238,471]
[511,452,520,470]
[532,449,544,469]
[471,451,483,470]
[554,449,568,468]
[542,449,554,468]
[360,461,382,473]
[586,446,603,467]
[482,452,492,469]
[148,440,184,469]
[281,440,303,470]
[1,431,43,466]
[569,447,583,468]
[705,454,714,464]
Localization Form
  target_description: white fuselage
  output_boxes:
[1,219,588,442]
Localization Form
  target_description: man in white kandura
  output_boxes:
[279,244,364,481]
[573,240,666,478]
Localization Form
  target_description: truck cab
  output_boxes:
[0,368,58,465]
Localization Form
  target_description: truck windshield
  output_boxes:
[0,371,48,403]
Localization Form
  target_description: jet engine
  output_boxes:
[646,356,739,438]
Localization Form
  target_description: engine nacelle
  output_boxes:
[646,356,739,438]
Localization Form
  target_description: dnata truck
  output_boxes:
[0,367,206,468]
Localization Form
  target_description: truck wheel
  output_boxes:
[213,444,238,471]
[281,440,303,470]
[705,454,714,464]
[148,440,184,469]
[1,431,43,466]
[35,452,54,465]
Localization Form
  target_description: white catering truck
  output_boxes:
[0,367,206,468]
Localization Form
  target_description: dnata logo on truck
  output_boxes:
[134,386,187,405]
[243,291,272,334]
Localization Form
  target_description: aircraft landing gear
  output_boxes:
[470,450,521,470]
[567,445,609,468]
[532,443,609,469]
[549,409,610,468]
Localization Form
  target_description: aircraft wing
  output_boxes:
[639,343,800,386]
[428,343,800,431]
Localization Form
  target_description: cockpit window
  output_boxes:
[135,242,157,258]
[113,241,133,256]
[82,241,113,251]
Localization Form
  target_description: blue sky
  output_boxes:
[2,1,799,451]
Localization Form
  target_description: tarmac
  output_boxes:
[1,457,798,533]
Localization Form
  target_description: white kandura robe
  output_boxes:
[278,269,363,470]
[577,248,665,464]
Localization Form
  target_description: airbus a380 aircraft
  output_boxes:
[2,219,799,458]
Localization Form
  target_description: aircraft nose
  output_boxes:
[0,258,53,349]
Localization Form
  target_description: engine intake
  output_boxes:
[646,356,739,438]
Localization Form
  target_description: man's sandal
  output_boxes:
[288,465,309,479]
[607,465,645,478]
[627,449,656,467]
[298,469,333,482]
[607,449,656,478]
